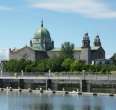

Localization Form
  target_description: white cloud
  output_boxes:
[0,6,13,11]
[0,49,9,60]
[31,0,116,19]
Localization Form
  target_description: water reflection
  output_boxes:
[62,104,74,110]
[93,98,103,110]
[0,92,115,110]
[8,94,54,110]
[24,103,53,110]
[81,96,103,110]
[82,104,103,110]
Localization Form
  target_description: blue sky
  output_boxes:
[0,0,116,59]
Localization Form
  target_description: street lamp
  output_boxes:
[21,70,24,77]
[82,70,85,80]
[48,69,51,77]
[0,61,3,77]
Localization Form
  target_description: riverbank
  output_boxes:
[1,88,116,96]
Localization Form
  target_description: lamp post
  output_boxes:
[48,69,51,77]
[82,70,85,80]
[0,61,3,77]
[46,69,51,91]
[21,70,24,77]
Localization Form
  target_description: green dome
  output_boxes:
[34,27,51,39]
[30,20,54,51]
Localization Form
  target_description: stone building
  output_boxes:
[9,20,54,61]
[9,21,105,64]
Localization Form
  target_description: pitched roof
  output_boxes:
[91,46,100,50]
[10,46,34,54]
[49,46,101,52]
[74,47,82,51]
[49,47,82,52]
[49,48,61,52]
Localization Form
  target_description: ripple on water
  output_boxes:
[0,92,116,110]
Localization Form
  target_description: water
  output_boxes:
[0,92,116,110]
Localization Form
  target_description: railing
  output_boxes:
[0,72,113,76]
[0,72,116,80]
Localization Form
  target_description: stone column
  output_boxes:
[52,80,58,91]
[47,79,52,90]
[0,79,3,88]
[80,80,88,92]
[19,79,24,89]
[87,82,91,92]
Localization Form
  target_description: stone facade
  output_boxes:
[9,22,105,64]
[9,46,48,61]
[48,46,105,64]
[48,33,105,64]
[94,59,112,65]
[9,47,35,61]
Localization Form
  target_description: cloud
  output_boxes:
[0,6,13,11]
[31,0,116,19]
[0,49,9,60]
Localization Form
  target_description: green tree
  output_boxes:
[70,60,84,72]
[36,59,48,72]
[25,61,35,72]
[4,60,19,72]
[62,58,74,71]
[47,57,64,72]
[111,53,116,65]
[61,42,74,58]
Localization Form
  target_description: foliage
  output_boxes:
[3,57,115,74]
[62,58,74,71]
[61,42,74,58]
[70,60,84,72]
[111,53,116,65]
[4,41,116,74]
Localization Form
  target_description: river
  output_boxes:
[0,92,116,110]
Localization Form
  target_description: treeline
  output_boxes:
[4,57,114,74]
[3,42,116,74]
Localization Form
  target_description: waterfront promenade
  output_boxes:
[0,72,116,93]
[0,74,114,80]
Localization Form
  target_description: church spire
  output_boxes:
[94,34,101,47]
[82,33,90,48]
[41,19,43,27]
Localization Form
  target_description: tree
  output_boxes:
[70,60,84,72]
[61,42,74,59]
[47,57,64,72]
[4,60,19,72]
[62,58,74,71]
[111,53,116,65]
[4,59,32,72]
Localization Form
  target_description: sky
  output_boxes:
[0,0,116,60]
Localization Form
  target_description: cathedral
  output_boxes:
[9,21,105,64]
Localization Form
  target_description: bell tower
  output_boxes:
[94,35,101,47]
[81,33,91,64]
[82,33,90,48]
